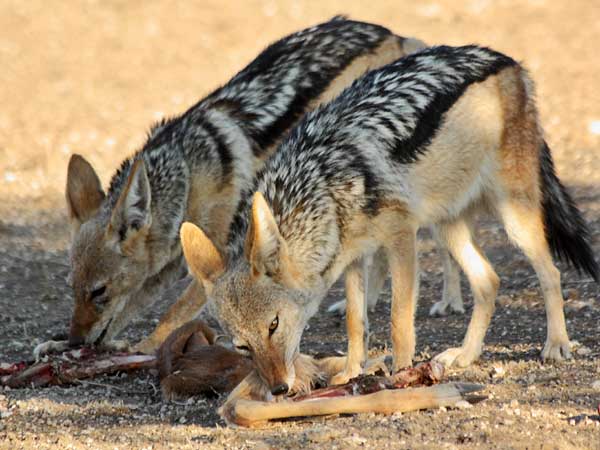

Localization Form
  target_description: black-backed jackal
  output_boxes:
[181,45,598,397]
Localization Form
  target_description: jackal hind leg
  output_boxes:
[365,248,389,313]
[384,225,419,372]
[327,247,388,316]
[498,199,571,360]
[429,229,464,316]
[362,249,389,356]
[434,218,499,368]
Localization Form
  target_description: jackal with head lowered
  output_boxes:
[38,17,426,356]
[181,45,598,396]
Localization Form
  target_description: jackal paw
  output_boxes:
[391,352,414,373]
[33,340,70,361]
[434,347,479,368]
[429,297,465,317]
[100,340,131,353]
[364,356,389,376]
[132,339,159,355]
[330,366,363,386]
[327,299,377,316]
[541,338,572,361]
[327,300,347,316]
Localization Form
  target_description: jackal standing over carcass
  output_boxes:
[181,45,598,398]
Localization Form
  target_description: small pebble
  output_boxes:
[347,434,367,445]
[576,346,592,356]
[492,366,506,378]
[455,400,473,409]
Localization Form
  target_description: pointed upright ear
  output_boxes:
[66,154,105,229]
[110,159,152,243]
[180,222,224,290]
[247,192,287,278]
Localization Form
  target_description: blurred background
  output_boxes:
[1,0,599,219]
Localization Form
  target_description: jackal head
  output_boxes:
[180,193,322,397]
[65,154,154,347]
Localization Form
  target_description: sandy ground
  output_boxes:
[1,1,599,448]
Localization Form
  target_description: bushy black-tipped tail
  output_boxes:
[539,141,599,282]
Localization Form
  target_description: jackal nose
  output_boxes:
[270,383,289,396]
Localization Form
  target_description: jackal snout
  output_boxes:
[68,294,100,346]
[251,346,295,396]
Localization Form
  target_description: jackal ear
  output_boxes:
[180,222,224,290]
[248,192,289,280]
[110,159,152,245]
[66,154,105,230]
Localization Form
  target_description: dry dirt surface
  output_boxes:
[1,1,599,449]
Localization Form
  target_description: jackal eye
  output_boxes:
[91,286,106,299]
[235,345,251,355]
[269,316,279,336]
[90,286,107,306]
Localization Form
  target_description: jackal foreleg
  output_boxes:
[133,280,207,354]
[385,224,419,371]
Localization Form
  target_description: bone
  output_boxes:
[1,347,156,388]
[222,359,486,427]
[232,382,485,426]
[292,361,445,401]
[0,361,28,376]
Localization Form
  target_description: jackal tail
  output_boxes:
[540,141,599,282]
